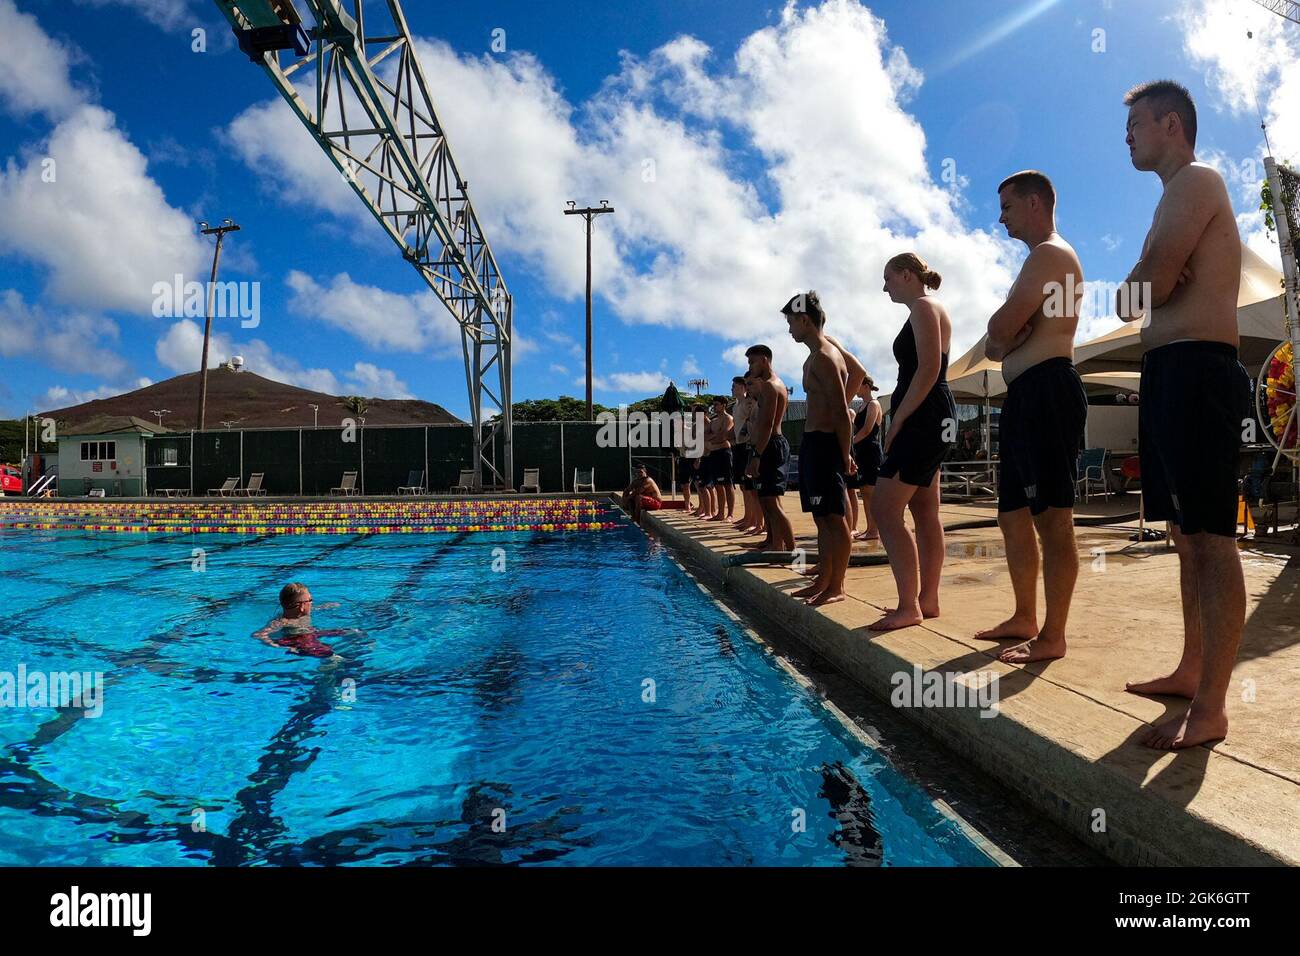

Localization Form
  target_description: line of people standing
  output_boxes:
[670,79,1248,751]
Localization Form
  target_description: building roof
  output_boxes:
[62,415,169,437]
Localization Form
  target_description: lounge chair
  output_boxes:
[397,470,426,495]
[330,471,359,496]
[238,473,268,497]
[520,467,541,494]
[1076,448,1109,502]
[574,467,595,493]
[207,477,239,496]
[450,469,476,494]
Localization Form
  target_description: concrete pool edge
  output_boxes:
[643,509,1293,868]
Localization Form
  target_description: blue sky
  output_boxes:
[0,0,1295,422]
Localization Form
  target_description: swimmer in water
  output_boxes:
[254,582,343,660]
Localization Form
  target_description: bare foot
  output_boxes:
[800,566,821,578]
[1125,670,1199,698]
[853,530,880,541]
[882,604,940,619]
[998,633,1066,664]
[706,514,726,522]
[1141,706,1228,750]
[808,590,846,607]
[745,539,774,551]
[974,616,1038,642]
[867,607,924,631]
[793,581,825,599]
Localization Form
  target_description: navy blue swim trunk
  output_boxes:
[756,434,790,498]
[879,386,956,487]
[1139,341,1250,537]
[846,439,882,489]
[798,430,848,517]
[687,456,704,488]
[732,444,753,488]
[998,357,1088,515]
[704,447,733,487]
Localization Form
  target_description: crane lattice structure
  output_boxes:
[1248,0,1300,25]
[213,0,512,490]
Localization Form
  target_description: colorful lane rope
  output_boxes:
[0,499,621,535]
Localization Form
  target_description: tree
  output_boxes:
[339,396,370,419]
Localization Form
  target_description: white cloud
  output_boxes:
[1177,0,1300,161]
[74,0,197,31]
[340,361,414,400]
[41,378,152,410]
[549,363,569,375]
[0,105,209,314]
[588,370,671,394]
[681,354,702,376]
[225,0,1021,395]
[0,288,132,380]
[0,0,86,120]
[284,270,461,355]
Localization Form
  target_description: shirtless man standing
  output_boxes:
[976,171,1088,664]
[1117,80,1251,750]
[743,344,794,552]
[784,291,856,606]
[704,396,735,521]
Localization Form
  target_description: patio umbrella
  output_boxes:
[946,334,1006,457]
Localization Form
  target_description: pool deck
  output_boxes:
[642,493,1300,866]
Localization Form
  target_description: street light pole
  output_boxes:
[196,218,241,431]
[564,200,614,421]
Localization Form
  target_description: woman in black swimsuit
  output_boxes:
[847,375,884,541]
[869,253,956,633]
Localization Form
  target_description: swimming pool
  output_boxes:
[0,505,996,866]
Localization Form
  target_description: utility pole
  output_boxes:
[688,378,709,397]
[564,200,614,421]
[308,403,319,428]
[196,218,240,431]
[150,409,170,428]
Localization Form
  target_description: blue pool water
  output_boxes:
[0,515,995,866]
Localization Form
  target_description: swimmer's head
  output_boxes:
[884,253,941,301]
[1124,79,1197,171]
[860,373,879,397]
[712,395,729,413]
[280,582,312,617]
[731,375,747,399]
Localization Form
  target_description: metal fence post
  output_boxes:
[559,421,566,493]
